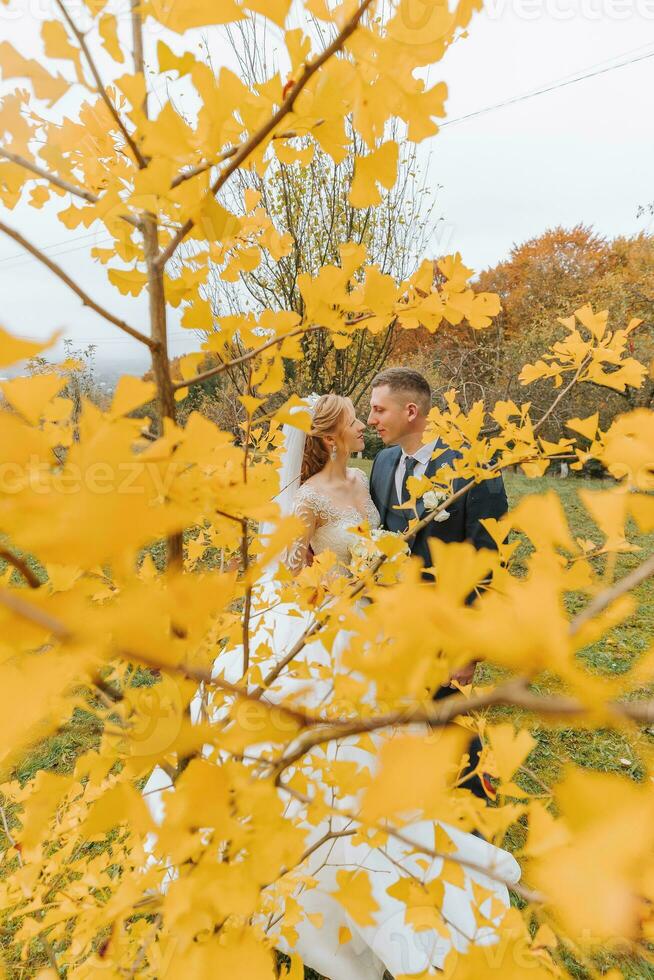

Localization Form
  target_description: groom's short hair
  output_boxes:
[371,367,431,416]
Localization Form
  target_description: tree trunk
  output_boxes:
[143,215,183,567]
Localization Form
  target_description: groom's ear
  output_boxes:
[406,401,419,421]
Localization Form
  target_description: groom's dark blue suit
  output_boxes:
[370,440,509,803]
[369,441,508,566]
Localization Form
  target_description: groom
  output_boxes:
[368,366,508,565]
[368,367,508,801]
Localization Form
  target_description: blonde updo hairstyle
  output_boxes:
[301,393,351,484]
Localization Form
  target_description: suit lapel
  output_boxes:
[424,441,455,481]
[381,447,402,529]
[378,443,456,530]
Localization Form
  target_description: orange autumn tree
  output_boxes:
[0,2,653,978]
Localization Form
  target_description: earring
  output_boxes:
[330,444,337,461]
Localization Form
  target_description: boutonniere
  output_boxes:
[422,488,451,522]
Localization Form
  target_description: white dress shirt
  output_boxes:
[394,440,438,502]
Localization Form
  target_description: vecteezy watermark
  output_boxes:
[485,0,654,19]
[0,0,147,22]
[389,0,654,37]
[0,456,180,498]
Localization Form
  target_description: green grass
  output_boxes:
[491,472,654,979]
[491,471,654,793]
[2,471,653,978]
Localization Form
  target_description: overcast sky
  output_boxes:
[1,0,653,367]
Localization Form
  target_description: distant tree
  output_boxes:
[391,228,654,432]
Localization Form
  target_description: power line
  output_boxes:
[0,229,102,264]
[550,39,654,82]
[441,49,654,129]
[55,335,194,345]
[0,237,115,272]
[0,39,650,273]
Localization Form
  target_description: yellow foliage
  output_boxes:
[0,2,652,977]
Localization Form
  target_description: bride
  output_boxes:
[146,393,521,979]
[243,393,520,978]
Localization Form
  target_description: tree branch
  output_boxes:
[0,220,157,350]
[0,147,141,229]
[570,552,654,637]
[172,324,321,392]
[271,674,654,787]
[276,778,544,904]
[3,581,654,737]
[532,355,593,436]
[156,0,375,268]
[54,0,147,169]
[0,147,98,203]
[0,585,71,639]
[0,549,41,589]
[169,124,326,189]
[253,478,479,696]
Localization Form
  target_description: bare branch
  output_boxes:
[54,0,147,169]
[0,220,157,350]
[157,0,376,268]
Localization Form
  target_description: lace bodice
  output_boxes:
[289,468,380,570]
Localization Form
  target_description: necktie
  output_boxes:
[401,456,418,505]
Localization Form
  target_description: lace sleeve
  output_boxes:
[287,485,321,573]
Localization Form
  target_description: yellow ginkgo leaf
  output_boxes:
[242,0,292,26]
[181,299,213,330]
[29,185,50,209]
[143,0,245,32]
[486,723,536,784]
[98,13,125,64]
[179,352,204,381]
[108,267,148,296]
[566,413,599,442]
[0,324,60,368]
[110,376,156,418]
[18,771,74,856]
[157,39,197,76]
[349,141,399,208]
[83,782,155,838]
[362,729,468,822]
[41,20,78,63]
[330,870,380,927]
[575,303,609,340]
[244,188,262,211]
[0,42,68,105]
[275,142,315,166]
[0,373,66,425]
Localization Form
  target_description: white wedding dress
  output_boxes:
[144,462,521,979]
[268,472,520,979]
